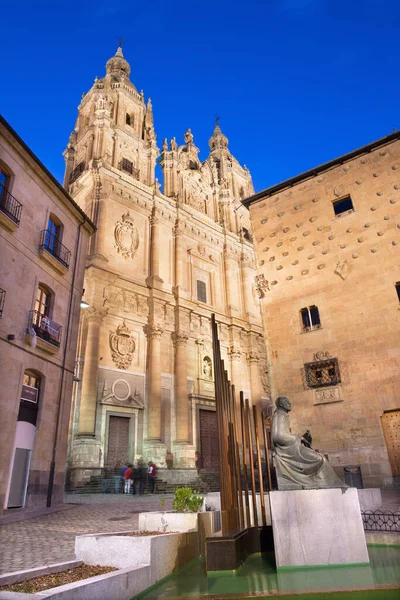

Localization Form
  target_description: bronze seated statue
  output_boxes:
[271,396,346,490]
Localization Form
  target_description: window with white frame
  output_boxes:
[300,305,321,332]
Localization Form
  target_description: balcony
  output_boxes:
[0,182,22,231]
[69,162,85,184]
[119,158,140,179]
[29,310,62,352]
[38,229,71,274]
[0,288,5,318]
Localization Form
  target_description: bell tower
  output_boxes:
[63,46,159,191]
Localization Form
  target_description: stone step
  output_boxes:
[67,467,221,494]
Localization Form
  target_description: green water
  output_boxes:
[135,545,400,599]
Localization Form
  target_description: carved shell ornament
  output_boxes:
[114,212,139,259]
[109,320,136,370]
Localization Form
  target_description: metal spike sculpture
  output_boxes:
[211,314,272,534]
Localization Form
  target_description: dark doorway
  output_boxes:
[107,416,130,467]
[199,409,219,468]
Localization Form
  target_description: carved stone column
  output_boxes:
[146,325,163,441]
[71,307,107,482]
[78,308,108,436]
[224,246,239,317]
[240,253,255,318]
[248,353,263,410]
[147,208,164,289]
[174,332,189,443]
[173,220,185,293]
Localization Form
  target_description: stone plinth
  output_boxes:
[270,488,369,568]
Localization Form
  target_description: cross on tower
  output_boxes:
[117,37,125,48]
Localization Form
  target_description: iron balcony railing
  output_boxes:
[362,510,400,532]
[29,310,62,347]
[69,162,85,184]
[39,229,71,269]
[119,158,140,179]
[0,288,5,318]
[0,182,22,226]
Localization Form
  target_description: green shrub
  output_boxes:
[172,487,203,513]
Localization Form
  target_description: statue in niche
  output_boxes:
[271,396,346,490]
[170,137,178,151]
[203,356,213,380]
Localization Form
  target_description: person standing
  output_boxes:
[147,461,156,494]
[138,458,146,495]
[124,464,133,494]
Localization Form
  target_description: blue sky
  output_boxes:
[1,0,399,193]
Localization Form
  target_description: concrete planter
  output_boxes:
[0,563,150,600]
[75,530,199,575]
[138,510,200,533]
[0,513,218,600]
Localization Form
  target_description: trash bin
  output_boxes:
[343,465,363,489]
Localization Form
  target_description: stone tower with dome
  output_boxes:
[63,46,268,486]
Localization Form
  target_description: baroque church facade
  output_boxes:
[64,47,269,483]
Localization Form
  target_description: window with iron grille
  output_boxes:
[0,288,5,318]
[197,280,207,303]
[333,195,354,216]
[121,158,133,174]
[304,357,341,388]
[69,162,85,184]
[300,305,321,332]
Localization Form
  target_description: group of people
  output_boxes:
[118,460,157,495]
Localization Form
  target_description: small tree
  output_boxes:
[172,487,203,513]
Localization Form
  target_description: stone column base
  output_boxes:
[143,440,167,467]
[173,443,196,468]
[72,436,103,467]
[270,488,369,567]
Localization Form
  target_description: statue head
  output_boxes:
[276,396,292,412]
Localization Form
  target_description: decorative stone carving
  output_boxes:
[109,320,136,370]
[334,260,349,281]
[203,356,213,379]
[100,378,143,408]
[114,212,139,259]
[333,185,344,198]
[315,387,341,405]
[254,274,269,298]
[313,351,331,361]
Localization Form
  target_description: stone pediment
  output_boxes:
[100,378,144,409]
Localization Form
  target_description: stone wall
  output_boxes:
[0,117,94,513]
[248,135,400,487]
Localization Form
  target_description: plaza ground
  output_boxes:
[0,490,398,576]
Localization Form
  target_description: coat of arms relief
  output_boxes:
[114,212,139,259]
[109,320,136,369]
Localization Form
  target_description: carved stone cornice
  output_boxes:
[173,221,185,238]
[146,325,164,339]
[173,331,189,347]
[228,346,242,361]
[149,213,160,226]
[247,352,260,365]
[85,307,109,325]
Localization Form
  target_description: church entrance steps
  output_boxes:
[65,467,220,494]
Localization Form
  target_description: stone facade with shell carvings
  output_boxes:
[64,47,269,484]
[244,133,400,488]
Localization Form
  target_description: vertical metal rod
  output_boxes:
[240,393,251,528]
[245,399,258,527]
[231,384,244,529]
[262,416,273,492]
[212,316,229,531]
[253,406,267,526]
